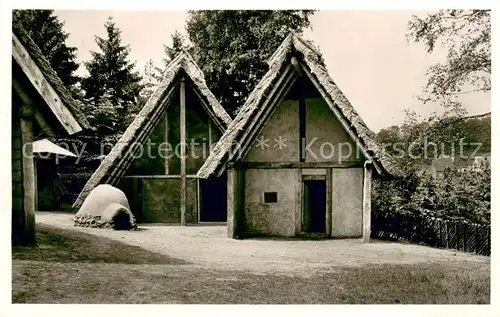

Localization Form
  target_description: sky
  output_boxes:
[54,10,491,132]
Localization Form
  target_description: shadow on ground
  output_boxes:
[12,224,188,265]
[12,224,490,304]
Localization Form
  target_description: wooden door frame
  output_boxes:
[300,177,329,235]
[196,178,201,223]
[198,173,229,223]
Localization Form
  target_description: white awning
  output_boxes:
[32,139,77,157]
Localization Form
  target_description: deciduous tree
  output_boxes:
[407,10,491,111]
[185,10,315,115]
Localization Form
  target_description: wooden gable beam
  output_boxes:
[188,81,226,133]
[106,83,178,184]
[12,78,56,138]
[12,34,82,135]
[238,67,298,161]
[297,60,384,176]
[230,63,295,162]
[211,67,297,178]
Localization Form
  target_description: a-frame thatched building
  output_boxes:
[73,52,232,224]
[197,32,401,241]
[12,23,90,245]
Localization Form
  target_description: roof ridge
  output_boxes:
[12,22,90,130]
[73,49,232,209]
[196,32,402,179]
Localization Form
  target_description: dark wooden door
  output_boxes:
[200,172,227,222]
[302,180,326,233]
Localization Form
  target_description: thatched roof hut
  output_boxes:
[12,22,90,134]
[194,32,401,241]
[73,51,232,215]
[197,32,401,180]
[12,23,90,245]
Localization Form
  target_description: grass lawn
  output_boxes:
[12,224,490,304]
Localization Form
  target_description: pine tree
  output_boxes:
[139,59,163,100]
[81,17,142,134]
[134,59,164,118]
[13,9,80,89]
[161,30,190,68]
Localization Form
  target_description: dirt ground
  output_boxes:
[35,212,489,276]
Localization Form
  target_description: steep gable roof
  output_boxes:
[197,32,401,179]
[73,51,232,208]
[12,22,90,133]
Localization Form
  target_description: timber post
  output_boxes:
[362,160,373,243]
[164,109,169,175]
[227,167,237,238]
[227,165,245,238]
[325,168,332,237]
[19,104,36,245]
[180,76,187,226]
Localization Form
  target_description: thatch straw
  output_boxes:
[73,51,231,209]
[197,32,401,179]
[12,22,90,130]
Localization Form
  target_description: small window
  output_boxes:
[263,192,278,203]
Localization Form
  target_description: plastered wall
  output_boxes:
[331,167,364,237]
[305,98,363,163]
[244,100,300,162]
[244,169,298,236]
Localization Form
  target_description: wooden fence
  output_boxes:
[371,211,490,256]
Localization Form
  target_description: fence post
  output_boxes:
[442,219,446,248]
[488,226,491,256]
[463,222,466,252]
[458,221,462,251]
[452,221,456,250]
[438,218,442,247]
[445,220,449,249]
[474,224,478,254]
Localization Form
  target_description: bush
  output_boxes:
[373,161,490,224]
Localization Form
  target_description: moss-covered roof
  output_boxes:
[72,51,232,209]
[12,22,90,130]
[197,32,402,179]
